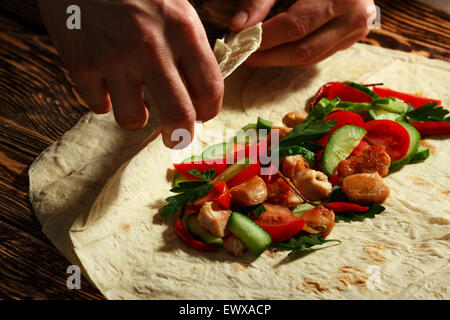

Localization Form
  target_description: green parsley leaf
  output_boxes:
[304,97,341,123]
[406,102,450,123]
[271,145,316,165]
[279,120,337,146]
[334,204,385,222]
[161,169,215,217]
[275,232,341,256]
[252,204,266,217]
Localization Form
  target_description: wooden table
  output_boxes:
[0,0,448,299]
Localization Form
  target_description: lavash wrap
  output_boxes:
[29,23,450,299]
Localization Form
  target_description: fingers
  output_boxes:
[106,74,148,130]
[144,61,197,149]
[258,0,351,51]
[229,0,277,32]
[179,36,224,123]
[246,14,370,67]
[73,70,112,114]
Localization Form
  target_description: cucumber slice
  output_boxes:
[410,145,430,163]
[212,160,251,183]
[368,109,404,121]
[389,121,421,170]
[372,97,408,114]
[182,155,202,163]
[202,142,231,160]
[322,125,367,177]
[187,214,224,248]
[227,212,272,256]
[291,203,315,217]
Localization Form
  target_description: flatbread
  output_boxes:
[29,24,450,298]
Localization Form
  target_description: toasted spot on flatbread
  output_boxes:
[264,249,277,259]
[364,242,387,264]
[428,217,450,225]
[420,140,437,154]
[442,190,450,195]
[120,222,130,232]
[233,263,251,272]
[336,265,369,289]
[297,280,329,294]
[409,176,433,187]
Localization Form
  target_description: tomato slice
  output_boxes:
[317,111,366,147]
[373,87,441,109]
[364,120,410,160]
[254,203,305,244]
[173,159,228,179]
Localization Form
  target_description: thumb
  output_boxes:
[229,0,277,32]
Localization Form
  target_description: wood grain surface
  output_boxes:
[0,0,448,299]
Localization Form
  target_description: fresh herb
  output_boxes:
[304,97,340,123]
[406,102,450,123]
[256,117,272,132]
[279,120,337,147]
[334,204,385,222]
[346,82,380,99]
[271,145,316,165]
[252,204,266,217]
[274,231,341,256]
[161,169,215,217]
[328,186,349,203]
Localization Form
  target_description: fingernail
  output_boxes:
[230,10,248,28]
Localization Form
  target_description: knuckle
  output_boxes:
[290,44,318,66]
[166,106,196,125]
[199,77,224,103]
[284,16,309,41]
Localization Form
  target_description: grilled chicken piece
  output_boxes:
[230,176,268,207]
[283,112,307,128]
[342,172,390,205]
[301,206,335,238]
[282,155,309,180]
[338,144,391,179]
[224,234,246,256]
[197,202,231,237]
[292,169,333,201]
[267,177,303,207]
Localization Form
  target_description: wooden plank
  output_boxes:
[0,219,103,299]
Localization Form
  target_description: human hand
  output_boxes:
[229,0,375,67]
[38,0,224,148]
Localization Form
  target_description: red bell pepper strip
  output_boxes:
[227,162,261,188]
[173,220,218,252]
[191,181,231,210]
[372,87,441,109]
[327,82,373,103]
[173,159,228,180]
[411,122,450,136]
[309,82,373,110]
[326,202,369,213]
